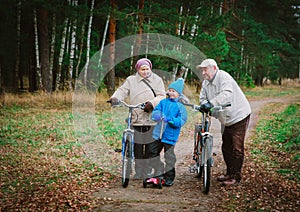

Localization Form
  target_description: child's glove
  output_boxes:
[152,111,162,121]
[164,117,174,125]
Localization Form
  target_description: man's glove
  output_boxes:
[109,97,119,106]
[144,102,153,113]
[200,102,213,113]
[152,111,162,121]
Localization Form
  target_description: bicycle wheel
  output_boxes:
[196,132,203,178]
[122,134,133,188]
[203,157,212,194]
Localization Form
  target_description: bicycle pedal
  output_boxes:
[189,166,196,173]
[192,154,198,161]
[114,148,122,152]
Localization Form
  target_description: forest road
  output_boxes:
[92,96,297,212]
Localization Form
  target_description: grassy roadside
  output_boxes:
[0,93,117,211]
[252,103,300,180]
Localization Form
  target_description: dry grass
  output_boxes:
[0,91,111,110]
[1,91,72,108]
[0,79,299,109]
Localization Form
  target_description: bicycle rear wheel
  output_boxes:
[122,135,133,188]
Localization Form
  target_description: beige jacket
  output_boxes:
[200,70,251,126]
[112,72,166,126]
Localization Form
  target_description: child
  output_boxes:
[149,78,188,186]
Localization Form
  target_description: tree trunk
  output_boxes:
[56,17,69,91]
[68,0,78,90]
[136,1,145,50]
[38,8,52,93]
[68,22,76,90]
[240,6,246,73]
[83,0,94,85]
[0,64,4,106]
[176,5,183,36]
[33,9,42,90]
[14,0,21,92]
[49,13,56,90]
[106,0,117,95]
[132,0,145,74]
[75,23,86,82]
[98,13,110,66]
[28,58,37,92]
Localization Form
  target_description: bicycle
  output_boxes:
[108,100,145,188]
[184,103,230,194]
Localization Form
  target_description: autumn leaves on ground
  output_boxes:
[0,84,299,211]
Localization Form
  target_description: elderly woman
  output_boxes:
[109,58,166,179]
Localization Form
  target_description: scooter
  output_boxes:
[143,177,164,189]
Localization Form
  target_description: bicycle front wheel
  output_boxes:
[122,134,133,188]
[203,157,212,194]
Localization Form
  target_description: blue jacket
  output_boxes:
[152,97,187,145]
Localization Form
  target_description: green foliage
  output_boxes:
[0,0,299,91]
[195,31,229,60]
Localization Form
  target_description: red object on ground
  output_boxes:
[146,178,164,185]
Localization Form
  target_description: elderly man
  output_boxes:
[109,58,166,179]
[197,59,251,185]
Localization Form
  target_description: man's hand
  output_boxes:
[144,102,153,113]
[200,102,213,113]
[108,97,119,106]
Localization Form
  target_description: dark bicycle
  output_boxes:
[108,100,145,188]
[185,103,230,194]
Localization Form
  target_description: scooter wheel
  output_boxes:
[143,179,147,188]
[158,178,162,189]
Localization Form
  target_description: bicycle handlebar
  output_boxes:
[211,103,231,111]
[183,102,231,113]
[107,100,145,109]
[119,100,145,109]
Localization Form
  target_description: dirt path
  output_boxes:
[92,97,295,211]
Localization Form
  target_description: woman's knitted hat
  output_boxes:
[135,58,152,70]
[168,78,184,95]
